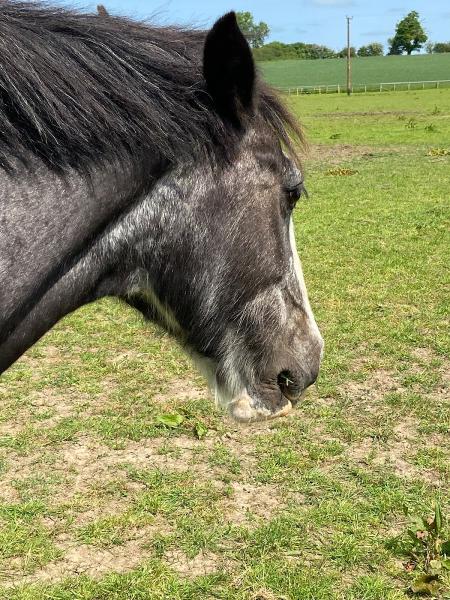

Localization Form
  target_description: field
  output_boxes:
[259,53,450,88]
[0,88,449,599]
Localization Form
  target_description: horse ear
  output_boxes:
[97,5,109,17]
[203,12,255,127]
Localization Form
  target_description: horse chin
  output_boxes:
[228,391,294,423]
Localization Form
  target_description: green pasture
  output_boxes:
[260,53,450,88]
[0,89,449,599]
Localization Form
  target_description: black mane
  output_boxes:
[0,2,301,174]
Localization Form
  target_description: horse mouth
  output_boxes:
[229,393,293,423]
[228,369,307,422]
[228,378,305,423]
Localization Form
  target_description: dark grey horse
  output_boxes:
[0,3,323,421]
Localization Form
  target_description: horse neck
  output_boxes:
[0,160,161,373]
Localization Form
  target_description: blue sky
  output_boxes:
[66,0,449,52]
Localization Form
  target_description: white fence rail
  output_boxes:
[280,80,450,95]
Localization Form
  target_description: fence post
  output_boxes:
[408,83,411,91]
[337,84,340,94]
[423,82,425,90]
[437,81,439,89]
[380,84,382,92]
[297,87,299,96]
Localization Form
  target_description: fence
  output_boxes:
[280,80,450,95]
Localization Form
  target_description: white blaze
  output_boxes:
[289,218,324,352]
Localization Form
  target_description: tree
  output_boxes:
[433,42,450,53]
[357,43,384,57]
[388,11,427,55]
[337,46,356,58]
[387,38,402,55]
[236,12,269,49]
[253,41,336,61]
[304,44,336,59]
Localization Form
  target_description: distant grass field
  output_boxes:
[259,53,450,88]
[0,89,449,599]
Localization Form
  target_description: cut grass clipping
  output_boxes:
[326,167,358,176]
[427,147,450,156]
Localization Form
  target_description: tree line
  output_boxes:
[236,11,450,61]
[426,42,450,54]
[252,41,384,61]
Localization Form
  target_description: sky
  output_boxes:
[62,0,449,52]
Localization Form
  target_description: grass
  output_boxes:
[0,89,449,599]
[259,53,450,88]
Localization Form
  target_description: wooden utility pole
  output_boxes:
[346,16,353,96]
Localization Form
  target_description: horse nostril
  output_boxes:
[277,370,302,402]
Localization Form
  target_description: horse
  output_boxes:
[0,3,323,421]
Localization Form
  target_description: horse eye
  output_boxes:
[285,182,306,207]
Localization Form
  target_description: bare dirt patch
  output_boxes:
[29,388,88,427]
[0,387,92,436]
[393,417,419,442]
[341,369,405,409]
[164,549,222,578]
[306,144,404,166]
[23,345,64,365]
[1,424,288,587]
[14,345,67,377]
[4,525,158,587]
[1,424,276,524]
[346,415,441,485]
[152,378,208,404]
[0,421,24,436]
[225,482,283,525]
[411,347,437,363]
[43,435,217,506]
